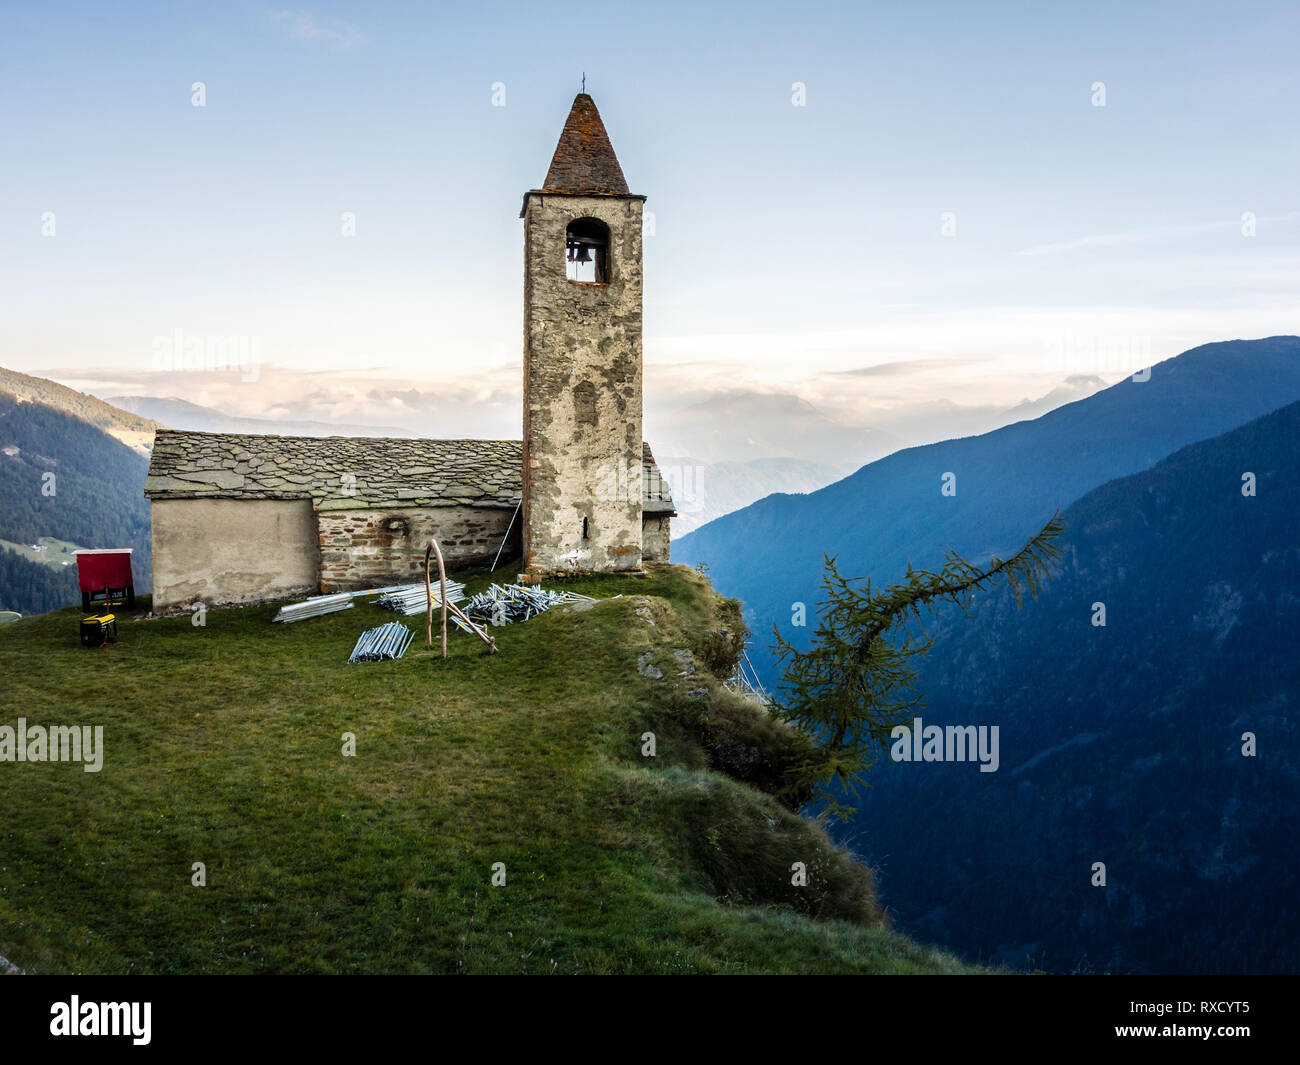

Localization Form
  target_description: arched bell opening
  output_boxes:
[566,218,610,283]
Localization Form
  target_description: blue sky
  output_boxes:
[0,0,1296,437]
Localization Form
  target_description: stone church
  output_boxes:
[144,94,675,610]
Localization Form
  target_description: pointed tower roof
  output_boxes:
[540,94,630,195]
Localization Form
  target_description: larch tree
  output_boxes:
[772,512,1065,817]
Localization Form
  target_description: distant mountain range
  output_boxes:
[836,401,1300,974]
[1000,374,1111,423]
[0,368,158,456]
[676,336,1300,685]
[651,374,1109,535]
[647,375,1109,469]
[650,392,898,467]
[659,456,850,537]
[105,395,413,439]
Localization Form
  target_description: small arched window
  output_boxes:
[566,218,610,283]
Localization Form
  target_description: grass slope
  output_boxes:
[0,565,970,974]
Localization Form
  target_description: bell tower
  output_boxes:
[520,93,647,577]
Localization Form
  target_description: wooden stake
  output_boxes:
[424,539,448,658]
[442,596,497,654]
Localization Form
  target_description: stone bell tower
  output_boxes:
[520,93,646,578]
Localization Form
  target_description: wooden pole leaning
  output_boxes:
[425,539,448,658]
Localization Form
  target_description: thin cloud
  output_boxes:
[831,356,987,378]
[1015,212,1300,256]
[267,10,365,48]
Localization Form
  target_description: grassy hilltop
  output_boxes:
[0,564,971,974]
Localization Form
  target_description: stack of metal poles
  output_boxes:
[455,583,595,630]
[347,621,414,662]
[273,592,355,623]
[375,582,466,616]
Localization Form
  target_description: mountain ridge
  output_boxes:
[835,400,1300,973]
[676,336,1300,684]
[0,367,158,456]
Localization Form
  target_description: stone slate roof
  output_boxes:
[540,94,631,196]
[145,430,676,515]
[640,443,675,515]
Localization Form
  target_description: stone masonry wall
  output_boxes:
[318,506,518,590]
[521,193,645,576]
[642,515,670,563]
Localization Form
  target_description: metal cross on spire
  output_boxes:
[581,72,586,93]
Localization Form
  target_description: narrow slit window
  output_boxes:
[582,517,590,541]
[566,218,610,283]
[574,380,597,425]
